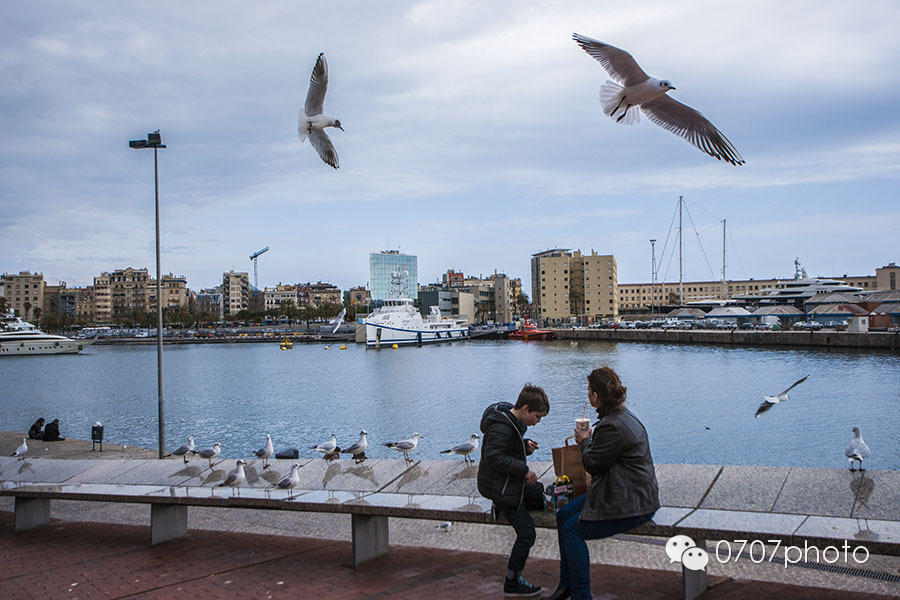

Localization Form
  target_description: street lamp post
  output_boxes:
[129,130,167,458]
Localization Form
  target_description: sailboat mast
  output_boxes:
[678,196,684,306]
[721,218,727,300]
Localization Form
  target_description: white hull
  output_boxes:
[1,339,92,356]
[365,322,468,347]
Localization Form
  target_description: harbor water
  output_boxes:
[1,340,897,469]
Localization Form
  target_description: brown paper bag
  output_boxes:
[552,436,590,497]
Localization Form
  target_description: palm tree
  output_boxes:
[32,307,42,326]
[515,292,530,319]
[23,301,32,321]
[0,296,8,315]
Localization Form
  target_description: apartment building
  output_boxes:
[93,274,112,322]
[345,286,371,307]
[109,267,150,320]
[223,270,249,316]
[531,249,617,324]
[304,282,342,307]
[264,284,299,311]
[149,273,189,312]
[0,271,45,319]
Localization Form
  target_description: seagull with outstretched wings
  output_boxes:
[755,375,809,417]
[572,33,744,166]
[298,52,343,168]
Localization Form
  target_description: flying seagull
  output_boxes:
[193,442,222,468]
[298,52,343,169]
[755,375,808,417]
[166,435,195,464]
[341,430,368,464]
[219,459,247,496]
[310,434,337,454]
[255,433,275,470]
[572,33,744,166]
[845,427,871,473]
[331,308,347,334]
[12,438,27,459]
[384,432,424,464]
[273,463,302,498]
[440,434,479,463]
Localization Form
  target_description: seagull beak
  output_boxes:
[336,124,344,131]
[670,86,676,90]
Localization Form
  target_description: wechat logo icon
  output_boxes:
[665,535,708,571]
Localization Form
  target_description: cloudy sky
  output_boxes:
[2,1,898,294]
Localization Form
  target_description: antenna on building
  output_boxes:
[249,246,269,289]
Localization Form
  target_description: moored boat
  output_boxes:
[508,320,554,341]
[1,314,93,356]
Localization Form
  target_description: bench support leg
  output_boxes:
[151,504,187,545]
[351,514,388,567]
[14,497,51,532]
[682,537,708,600]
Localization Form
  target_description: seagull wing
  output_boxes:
[172,444,190,456]
[221,471,239,486]
[778,375,809,397]
[342,442,361,454]
[305,53,328,116]
[451,441,476,454]
[392,441,415,451]
[754,399,775,418]
[309,129,339,169]
[572,34,649,86]
[640,95,744,165]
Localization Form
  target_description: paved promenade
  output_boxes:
[2,511,898,600]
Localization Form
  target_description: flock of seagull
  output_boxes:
[296,34,747,169]
[149,431,481,495]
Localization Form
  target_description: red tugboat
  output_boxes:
[508,319,554,341]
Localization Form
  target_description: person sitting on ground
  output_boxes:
[543,366,660,600]
[477,383,549,598]
[28,417,45,440]
[42,418,66,442]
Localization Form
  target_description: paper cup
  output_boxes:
[575,418,591,431]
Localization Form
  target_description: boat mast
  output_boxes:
[721,218,727,300]
[650,238,657,316]
[678,195,684,306]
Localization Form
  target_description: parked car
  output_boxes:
[793,321,823,331]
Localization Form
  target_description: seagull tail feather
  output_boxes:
[440,449,452,454]
[297,109,309,143]
[599,81,640,125]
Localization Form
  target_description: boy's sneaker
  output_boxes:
[504,576,542,597]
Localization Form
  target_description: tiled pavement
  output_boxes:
[0,512,896,600]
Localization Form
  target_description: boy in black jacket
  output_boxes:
[477,384,549,597]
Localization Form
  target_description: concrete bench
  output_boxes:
[2,457,899,600]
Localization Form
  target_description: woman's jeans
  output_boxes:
[556,494,655,600]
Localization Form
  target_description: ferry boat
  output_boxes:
[508,319,554,341]
[362,269,468,348]
[0,314,93,356]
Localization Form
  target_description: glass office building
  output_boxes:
[369,250,418,301]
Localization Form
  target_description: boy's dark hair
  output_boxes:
[515,384,550,413]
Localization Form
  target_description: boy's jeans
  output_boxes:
[498,482,544,573]
[556,494,655,600]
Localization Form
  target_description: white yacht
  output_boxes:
[362,269,468,348]
[733,278,863,305]
[0,315,92,356]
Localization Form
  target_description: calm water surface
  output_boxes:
[1,340,897,469]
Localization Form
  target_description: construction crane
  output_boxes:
[249,246,269,289]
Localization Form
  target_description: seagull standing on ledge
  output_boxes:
[440,434,479,463]
[755,375,808,417]
[167,436,194,464]
[219,460,247,496]
[310,434,337,454]
[385,433,424,464]
[255,433,275,470]
[274,463,302,498]
[572,33,744,166]
[341,430,369,464]
[298,52,343,169]
[193,442,222,468]
[12,438,27,459]
[845,427,871,473]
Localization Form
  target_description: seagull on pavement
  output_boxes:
[845,427,871,473]
[323,446,341,462]
[274,463,302,498]
[219,459,247,496]
[435,521,452,533]
[167,436,194,464]
[193,442,222,468]
[310,434,337,454]
[384,433,424,464]
[255,433,275,469]
[12,438,27,459]
[440,434,479,463]
[572,33,744,166]
[341,430,368,464]
[755,375,808,417]
[298,52,343,169]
